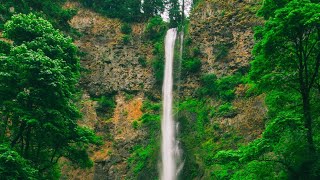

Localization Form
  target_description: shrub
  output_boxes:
[122,35,131,44]
[192,47,201,56]
[185,37,192,46]
[197,73,243,101]
[217,103,237,118]
[138,56,147,67]
[215,44,230,60]
[145,16,167,42]
[152,42,165,85]
[121,23,132,34]
[197,74,218,96]
[182,58,202,74]
[217,73,243,101]
[132,120,139,129]
[96,95,115,113]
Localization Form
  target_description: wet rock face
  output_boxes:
[180,0,262,95]
[69,3,155,96]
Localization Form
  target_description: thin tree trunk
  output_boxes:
[302,91,315,154]
[11,121,26,148]
[0,115,8,143]
[25,126,31,158]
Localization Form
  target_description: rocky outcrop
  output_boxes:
[92,93,146,180]
[66,2,155,96]
[62,92,147,179]
[181,0,262,95]
[190,0,261,75]
[61,4,154,178]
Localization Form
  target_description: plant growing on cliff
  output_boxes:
[145,16,167,42]
[197,73,243,101]
[0,14,100,179]
[182,57,202,74]
[120,23,132,34]
[127,99,161,178]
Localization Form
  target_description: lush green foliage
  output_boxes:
[177,98,244,179]
[80,0,164,22]
[120,23,132,35]
[181,57,201,74]
[0,14,100,179]
[145,16,168,42]
[0,40,11,54]
[178,99,209,179]
[168,0,183,27]
[0,145,38,179]
[197,73,243,101]
[0,0,76,30]
[147,17,168,86]
[153,42,166,85]
[213,0,320,179]
[127,99,161,178]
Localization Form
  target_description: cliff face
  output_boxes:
[190,0,261,76]
[180,0,265,138]
[61,2,156,179]
[66,2,155,96]
[181,0,262,93]
[61,0,266,179]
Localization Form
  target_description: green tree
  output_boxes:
[142,0,165,19]
[0,14,100,179]
[80,0,165,22]
[0,0,76,30]
[168,0,182,27]
[249,0,320,178]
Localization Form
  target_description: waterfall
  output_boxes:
[160,1,193,179]
[161,28,181,180]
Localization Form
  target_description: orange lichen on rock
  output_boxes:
[113,93,145,141]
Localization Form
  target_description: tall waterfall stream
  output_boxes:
[160,28,181,180]
[160,1,192,179]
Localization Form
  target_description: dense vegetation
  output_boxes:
[0,0,76,30]
[80,0,183,26]
[214,0,320,179]
[177,0,320,179]
[0,14,100,179]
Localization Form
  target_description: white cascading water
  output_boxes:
[161,28,180,180]
[160,1,193,179]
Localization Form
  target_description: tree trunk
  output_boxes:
[0,115,8,143]
[300,90,316,179]
[302,91,315,153]
[11,121,26,148]
[25,126,31,158]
